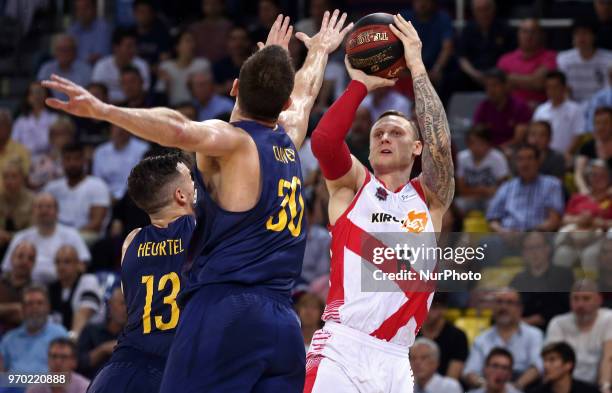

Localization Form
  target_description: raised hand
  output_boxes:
[257,14,293,51]
[42,75,106,119]
[344,56,396,92]
[296,9,353,54]
[389,13,426,74]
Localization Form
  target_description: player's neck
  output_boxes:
[374,169,412,192]
[149,208,190,228]
[229,108,277,129]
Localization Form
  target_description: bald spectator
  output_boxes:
[401,0,454,86]
[0,242,34,334]
[557,21,612,104]
[411,338,463,393]
[189,71,234,121]
[467,348,522,393]
[0,110,30,194]
[0,285,67,373]
[584,67,612,134]
[188,0,233,63]
[487,145,564,232]
[77,287,126,378]
[67,0,112,65]
[545,280,612,387]
[1,193,91,284]
[37,34,92,100]
[157,30,211,106]
[212,25,252,95]
[48,246,103,339]
[463,289,543,391]
[0,163,35,251]
[92,28,151,103]
[497,19,557,109]
[594,0,612,50]
[44,143,111,242]
[92,125,149,201]
[529,342,600,393]
[473,69,532,148]
[457,0,514,90]
[26,338,89,393]
[532,71,585,155]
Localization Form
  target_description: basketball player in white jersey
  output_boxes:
[304,15,454,393]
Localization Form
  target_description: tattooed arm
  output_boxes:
[390,15,454,222]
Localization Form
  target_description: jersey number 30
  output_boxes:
[266,176,304,237]
[141,273,180,334]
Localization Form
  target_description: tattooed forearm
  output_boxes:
[413,73,455,207]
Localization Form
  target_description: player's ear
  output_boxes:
[230,79,239,97]
[175,187,186,205]
[282,97,293,112]
[412,140,423,157]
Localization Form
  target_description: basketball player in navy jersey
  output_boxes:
[43,10,351,392]
[87,153,195,393]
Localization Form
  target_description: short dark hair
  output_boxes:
[467,125,492,144]
[530,120,552,138]
[127,153,189,215]
[515,143,540,160]
[545,70,566,86]
[541,342,576,372]
[61,142,85,156]
[485,347,514,368]
[49,337,77,358]
[120,65,142,80]
[238,45,294,122]
[376,110,420,140]
[23,284,50,303]
[595,106,612,119]
[112,27,138,47]
[573,19,596,34]
[484,68,507,83]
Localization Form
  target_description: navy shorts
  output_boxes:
[160,284,305,393]
[87,347,166,393]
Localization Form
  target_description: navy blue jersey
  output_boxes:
[116,215,195,358]
[184,120,307,298]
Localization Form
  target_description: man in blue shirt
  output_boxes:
[188,71,234,121]
[0,285,67,373]
[68,0,112,65]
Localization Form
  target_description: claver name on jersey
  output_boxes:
[371,213,402,223]
[273,146,296,164]
[137,239,185,258]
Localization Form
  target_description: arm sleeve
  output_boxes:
[310,80,368,180]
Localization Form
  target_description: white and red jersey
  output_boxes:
[322,172,436,347]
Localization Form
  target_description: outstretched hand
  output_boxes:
[389,13,425,73]
[296,9,353,54]
[344,56,396,92]
[41,75,106,119]
[257,14,293,51]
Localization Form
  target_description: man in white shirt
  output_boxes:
[533,70,585,154]
[557,21,612,103]
[44,143,111,242]
[411,338,463,393]
[361,87,413,123]
[92,125,149,200]
[1,193,91,284]
[91,27,150,103]
[545,280,612,387]
[467,348,523,393]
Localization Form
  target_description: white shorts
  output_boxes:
[304,321,414,393]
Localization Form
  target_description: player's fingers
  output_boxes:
[320,10,330,30]
[283,26,293,46]
[328,9,339,30]
[295,31,309,43]
[51,73,77,87]
[280,15,290,35]
[41,80,72,95]
[272,14,283,31]
[388,24,405,40]
[45,98,69,110]
[257,42,265,50]
[339,22,354,37]
[335,12,347,31]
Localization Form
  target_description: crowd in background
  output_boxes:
[0,0,612,392]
